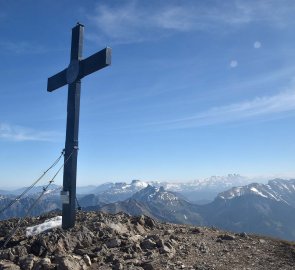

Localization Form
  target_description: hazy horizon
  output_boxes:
[2,172,295,190]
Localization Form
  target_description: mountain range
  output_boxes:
[1,176,295,241]
[75,174,259,204]
[96,185,204,226]
[201,179,295,240]
[92,178,295,241]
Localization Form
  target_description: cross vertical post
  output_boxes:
[62,23,83,229]
[47,23,111,229]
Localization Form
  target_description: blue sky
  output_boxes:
[1,0,295,187]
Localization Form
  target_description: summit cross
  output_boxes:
[47,23,111,229]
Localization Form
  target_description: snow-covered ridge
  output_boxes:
[88,174,255,195]
[218,179,295,205]
[149,186,179,202]
[42,186,62,196]
[104,180,148,195]
[0,175,266,206]
[132,185,180,206]
[0,174,258,197]
[150,174,258,191]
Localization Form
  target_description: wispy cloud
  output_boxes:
[0,123,62,142]
[87,0,295,44]
[0,41,48,54]
[146,83,295,129]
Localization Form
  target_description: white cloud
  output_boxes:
[0,123,61,142]
[87,0,295,44]
[147,83,295,129]
[0,41,48,54]
[153,6,196,32]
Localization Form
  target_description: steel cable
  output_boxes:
[0,150,65,216]
[2,149,74,248]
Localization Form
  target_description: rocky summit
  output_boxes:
[0,211,295,270]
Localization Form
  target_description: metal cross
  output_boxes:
[47,23,111,229]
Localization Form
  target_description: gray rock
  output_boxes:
[0,260,21,270]
[106,238,121,248]
[164,229,174,235]
[30,239,47,256]
[140,239,157,250]
[190,228,201,234]
[138,215,145,226]
[199,242,209,254]
[113,263,123,270]
[135,224,146,234]
[55,255,84,270]
[156,239,164,248]
[0,210,295,270]
[19,254,37,270]
[132,243,142,253]
[0,250,13,261]
[32,258,52,270]
[259,239,266,244]
[12,246,28,257]
[142,262,155,270]
[238,232,248,238]
[83,254,91,266]
[160,244,176,255]
[112,260,123,270]
[218,234,235,241]
[143,216,155,229]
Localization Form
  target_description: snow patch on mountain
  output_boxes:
[250,187,268,198]
[43,186,62,196]
[151,174,257,192]
[132,185,181,207]
[26,216,62,236]
[104,180,148,194]
[218,179,295,206]
[121,180,148,190]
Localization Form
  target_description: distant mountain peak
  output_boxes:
[131,179,148,187]
[217,179,295,206]
[132,185,180,203]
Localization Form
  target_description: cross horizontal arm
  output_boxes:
[47,47,111,93]
[79,47,111,79]
[47,69,67,92]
